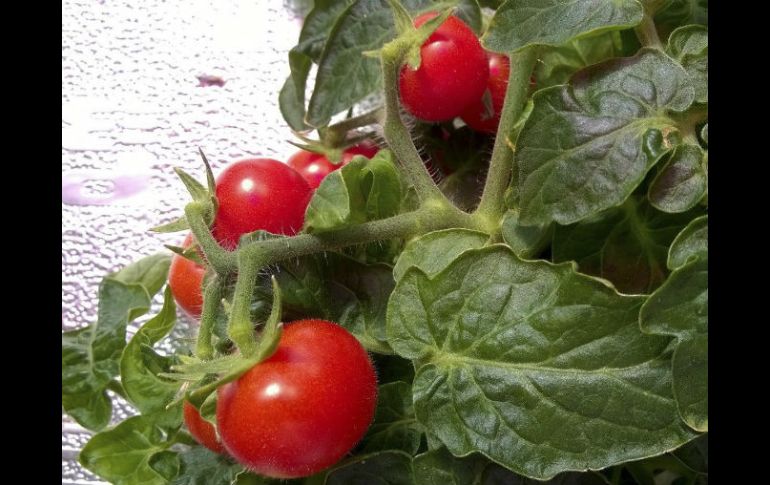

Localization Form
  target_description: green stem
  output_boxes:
[672,105,708,143]
[325,108,385,144]
[196,276,223,360]
[238,206,482,267]
[475,47,537,222]
[635,9,663,49]
[380,48,452,207]
[185,203,237,274]
[228,247,261,357]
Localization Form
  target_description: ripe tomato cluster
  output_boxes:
[167,147,380,478]
[398,12,527,134]
[168,143,379,318]
[183,320,378,478]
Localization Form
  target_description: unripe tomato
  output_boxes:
[398,13,489,122]
[216,319,378,478]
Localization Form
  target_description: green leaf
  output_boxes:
[516,49,694,225]
[387,245,696,479]
[363,381,423,454]
[120,287,181,414]
[666,26,707,104]
[413,449,489,485]
[533,31,625,89]
[413,448,610,484]
[257,251,395,354]
[671,333,707,432]
[79,408,182,485]
[151,216,190,234]
[454,0,483,35]
[672,433,707,475]
[62,255,170,429]
[640,257,707,338]
[111,253,172,299]
[500,210,551,259]
[172,447,244,485]
[648,143,707,214]
[668,215,707,270]
[305,150,402,232]
[306,0,431,126]
[654,0,708,40]
[62,279,153,430]
[280,72,310,131]
[324,451,414,485]
[700,123,707,145]
[552,196,699,294]
[639,252,707,432]
[481,0,643,53]
[174,167,209,203]
[393,229,489,282]
[296,0,358,63]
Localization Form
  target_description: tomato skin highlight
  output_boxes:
[287,143,379,189]
[398,13,489,122]
[183,401,225,454]
[212,159,313,249]
[168,233,205,319]
[460,52,511,133]
[216,319,378,478]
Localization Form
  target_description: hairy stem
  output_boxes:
[475,48,537,222]
[238,206,482,268]
[196,276,223,360]
[380,48,452,207]
[185,203,237,274]
[325,107,385,143]
[227,247,262,357]
[635,10,663,49]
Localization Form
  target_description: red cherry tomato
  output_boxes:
[460,52,511,133]
[461,52,538,133]
[183,401,225,454]
[287,143,380,189]
[168,233,205,319]
[212,159,313,249]
[216,319,378,478]
[398,13,489,122]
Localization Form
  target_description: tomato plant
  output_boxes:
[398,13,489,122]
[212,158,313,249]
[287,142,379,189]
[183,401,224,454]
[216,319,377,478]
[63,2,708,485]
[167,233,205,319]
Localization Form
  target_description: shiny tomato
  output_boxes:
[167,233,205,319]
[398,13,489,122]
[216,319,378,478]
[287,142,379,189]
[183,401,225,454]
[212,159,312,249]
[460,52,511,133]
